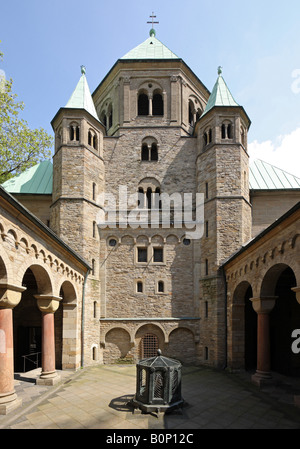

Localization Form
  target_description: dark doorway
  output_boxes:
[270,267,299,376]
[15,326,41,372]
[13,268,42,372]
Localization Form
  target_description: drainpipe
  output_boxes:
[81,269,90,368]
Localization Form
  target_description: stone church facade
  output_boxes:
[1,29,300,413]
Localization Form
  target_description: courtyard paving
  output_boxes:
[1,364,300,430]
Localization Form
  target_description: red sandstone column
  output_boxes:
[36,295,61,386]
[256,312,271,374]
[41,312,56,377]
[251,297,276,387]
[0,309,16,404]
[0,284,25,414]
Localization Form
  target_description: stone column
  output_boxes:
[36,295,61,386]
[123,77,130,123]
[162,90,167,120]
[250,296,276,387]
[148,93,153,116]
[0,284,25,414]
[170,76,178,123]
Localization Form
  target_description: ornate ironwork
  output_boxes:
[131,349,184,414]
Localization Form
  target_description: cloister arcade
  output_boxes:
[0,188,89,414]
[224,203,300,385]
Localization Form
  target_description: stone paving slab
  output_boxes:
[1,365,300,430]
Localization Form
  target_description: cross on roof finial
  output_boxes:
[147,11,159,36]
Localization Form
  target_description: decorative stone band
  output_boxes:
[0,284,26,309]
[292,287,300,304]
[34,294,62,313]
[250,296,278,314]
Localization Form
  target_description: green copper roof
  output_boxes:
[65,66,99,121]
[121,30,179,60]
[3,159,300,196]
[249,159,300,189]
[1,160,53,194]
[202,71,239,116]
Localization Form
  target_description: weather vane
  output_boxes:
[147,12,159,36]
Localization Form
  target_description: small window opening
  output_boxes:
[205,301,208,318]
[109,111,113,129]
[189,103,194,126]
[153,247,163,263]
[138,93,149,115]
[227,123,232,139]
[152,93,163,115]
[205,346,209,360]
[146,188,152,209]
[137,281,143,293]
[151,143,158,161]
[138,247,147,263]
[205,259,209,276]
[205,182,209,199]
[158,281,164,293]
[154,187,161,209]
[138,188,144,208]
[221,124,226,139]
[141,144,149,161]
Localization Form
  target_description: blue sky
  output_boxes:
[1,0,300,176]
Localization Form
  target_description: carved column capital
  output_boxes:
[250,296,277,314]
[0,284,26,309]
[35,295,62,313]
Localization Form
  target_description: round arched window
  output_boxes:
[140,333,159,358]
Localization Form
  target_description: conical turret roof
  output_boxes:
[65,66,99,121]
[202,68,239,117]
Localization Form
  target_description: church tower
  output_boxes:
[50,66,105,365]
[195,68,251,368]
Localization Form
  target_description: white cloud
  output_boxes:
[248,127,300,178]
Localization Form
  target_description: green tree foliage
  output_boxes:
[0,48,53,184]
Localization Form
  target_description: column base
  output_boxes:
[251,370,274,387]
[36,370,61,386]
[0,391,22,415]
